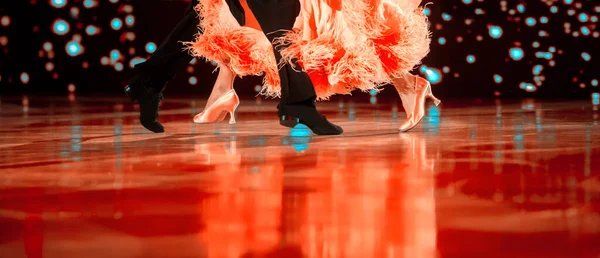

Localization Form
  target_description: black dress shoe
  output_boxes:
[124,85,165,133]
[279,105,343,135]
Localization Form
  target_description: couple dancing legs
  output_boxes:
[126,0,439,134]
[126,0,342,135]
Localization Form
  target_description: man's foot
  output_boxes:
[278,105,343,135]
[125,85,165,133]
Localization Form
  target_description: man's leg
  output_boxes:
[126,0,246,133]
[246,0,343,135]
[125,1,199,133]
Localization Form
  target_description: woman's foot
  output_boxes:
[194,89,240,124]
[393,74,441,132]
[204,85,231,109]
[194,65,238,124]
[204,65,236,108]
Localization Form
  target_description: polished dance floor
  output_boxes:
[0,96,599,258]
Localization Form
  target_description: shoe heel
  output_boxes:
[425,84,441,106]
[194,90,240,124]
[228,103,239,124]
[227,109,237,125]
[280,115,300,128]
[228,112,236,124]
[429,95,441,106]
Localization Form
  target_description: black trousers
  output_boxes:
[130,0,316,105]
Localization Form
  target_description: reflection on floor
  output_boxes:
[0,96,599,258]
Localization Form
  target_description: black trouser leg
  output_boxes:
[245,0,317,107]
[126,1,201,133]
[130,0,248,91]
[128,1,199,91]
[245,0,342,135]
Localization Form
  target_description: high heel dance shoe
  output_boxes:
[193,89,240,124]
[395,75,441,132]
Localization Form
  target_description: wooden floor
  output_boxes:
[0,96,599,258]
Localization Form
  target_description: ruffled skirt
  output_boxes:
[186,0,431,100]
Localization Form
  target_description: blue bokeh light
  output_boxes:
[53,19,70,35]
[50,0,67,8]
[145,42,157,53]
[488,25,503,39]
[493,74,503,84]
[509,47,525,61]
[66,40,84,56]
[110,18,123,30]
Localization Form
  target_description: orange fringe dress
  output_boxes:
[187,0,431,100]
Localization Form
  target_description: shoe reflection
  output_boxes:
[195,133,438,258]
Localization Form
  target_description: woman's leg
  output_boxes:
[204,65,236,109]
[194,64,240,124]
[392,73,441,132]
[392,73,416,116]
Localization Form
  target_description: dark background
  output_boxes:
[0,0,598,99]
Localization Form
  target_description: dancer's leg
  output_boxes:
[127,0,246,132]
[392,74,416,116]
[193,65,240,124]
[128,1,199,93]
[246,0,343,135]
[392,73,441,132]
[205,65,236,108]
[125,1,200,133]
[245,0,316,105]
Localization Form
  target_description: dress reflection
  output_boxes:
[195,133,438,258]
[196,140,285,257]
[2,99,597,257]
